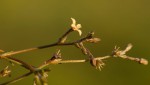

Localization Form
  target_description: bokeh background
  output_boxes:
[0,0,150,85]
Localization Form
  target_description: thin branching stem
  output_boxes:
[4,57,35,72]
[0,32,91,58]
[0,18,148,85]
[38,56,111,69]
[58,28,73,43]
[0,72,32,85]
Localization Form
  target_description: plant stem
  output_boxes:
[4,57,35,72]
[38,56,111,69]
[0,72,32,85]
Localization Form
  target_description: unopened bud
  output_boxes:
[139,58,148,65]
[86,38,101,43]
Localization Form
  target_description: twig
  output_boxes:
[58,28,73,43]
[38,56,111,69]
[0,32,93,58]
[0,72,32,85]
[3,57,35,72]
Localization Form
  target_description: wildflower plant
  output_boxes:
[0,18,148,85]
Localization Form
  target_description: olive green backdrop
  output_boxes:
[0,0,150,85]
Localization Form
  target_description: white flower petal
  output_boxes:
[77,30,82,36]
[77,24,82,29]
[71,18,76,25]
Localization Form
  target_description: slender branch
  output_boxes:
[112,44,148,65]
[0,72,32,85]
[58,56,111,64]
[38,56,111,69]
[116,55,148,65]
[0,43,58,58]
[0,28,73,58]
[0,32,92,58]
[3,57,35,72]
[58,28,73,43]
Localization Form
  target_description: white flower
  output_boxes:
[71,18,82,36]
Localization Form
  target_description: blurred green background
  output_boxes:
[0,0,150,85]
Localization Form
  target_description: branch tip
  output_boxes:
[139,58,148,65]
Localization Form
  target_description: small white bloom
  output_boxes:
[71,18,82,36]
